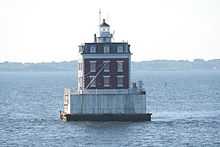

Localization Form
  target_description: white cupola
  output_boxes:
[98,19,112,43]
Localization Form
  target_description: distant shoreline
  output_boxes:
[0,59,220,72]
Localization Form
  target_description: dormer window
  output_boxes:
[124,45,128,53]
[104,45,110,53]
[117,45,123,53]
[90,46,96,53]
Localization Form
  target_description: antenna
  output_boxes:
[112,30,115,41]
[98,9,101,35]
[99,9,101,25]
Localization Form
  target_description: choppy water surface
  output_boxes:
[0,71,220,146]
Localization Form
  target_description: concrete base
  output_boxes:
[69,94,147,114]
[60,112,152,122]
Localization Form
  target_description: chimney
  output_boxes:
[94,34,97,42]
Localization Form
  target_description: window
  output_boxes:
[106,38,111,42]
[89,76,96,87]
[104,45,110,53]
[117,45,123,53]
[101,27,109,32]
[90,46,96,53]
[103,76,110,87]
[103,61,110,72]
[124,45,128,53]
[117,76,124,87]
[90,61,96,72]
[117,61,123,72]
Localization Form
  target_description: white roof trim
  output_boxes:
[82,54,130,59]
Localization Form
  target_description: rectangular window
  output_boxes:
[117,76,124,87]
[90,61,96,72]
[89,76,96,88]
[117,61,123,72]
[103,61,110,72]
[104,45,110,53]
[124,45,128,53]
[103,76,110,87]
[90,46,96,53]
[117,45,123,53]
[106,38,111,42]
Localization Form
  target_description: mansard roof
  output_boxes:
[79,42,131,54]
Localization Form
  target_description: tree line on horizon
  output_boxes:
[0,59,220,71]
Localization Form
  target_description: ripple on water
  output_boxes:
[0,71,220,146]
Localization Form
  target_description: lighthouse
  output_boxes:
[60,18,152,121]
[78,19,130,93]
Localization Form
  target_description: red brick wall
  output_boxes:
[83,58,129,89]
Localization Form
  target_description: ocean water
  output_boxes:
[0,71,220,146]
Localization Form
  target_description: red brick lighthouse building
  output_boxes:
[78,19,131,93]
[61,18,151,121]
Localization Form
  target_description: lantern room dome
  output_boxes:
[100,19,110,27]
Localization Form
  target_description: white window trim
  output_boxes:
[90,61,96,63]
[117,60,124,72]
[103,75,110,87]
[90,46,96,53]
[103,60,110,72]
[104,75,111,77]
[89,61,96,72]
[124,46,128,53]
[117,75,124,87]
[116,61,124,63]
[117,45,124,53]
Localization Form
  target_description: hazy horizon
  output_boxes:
[1,0,220,62]
[1,58,220,64]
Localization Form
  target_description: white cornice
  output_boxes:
[82,54,131,59]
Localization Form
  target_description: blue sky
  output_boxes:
[0,0,220,62]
